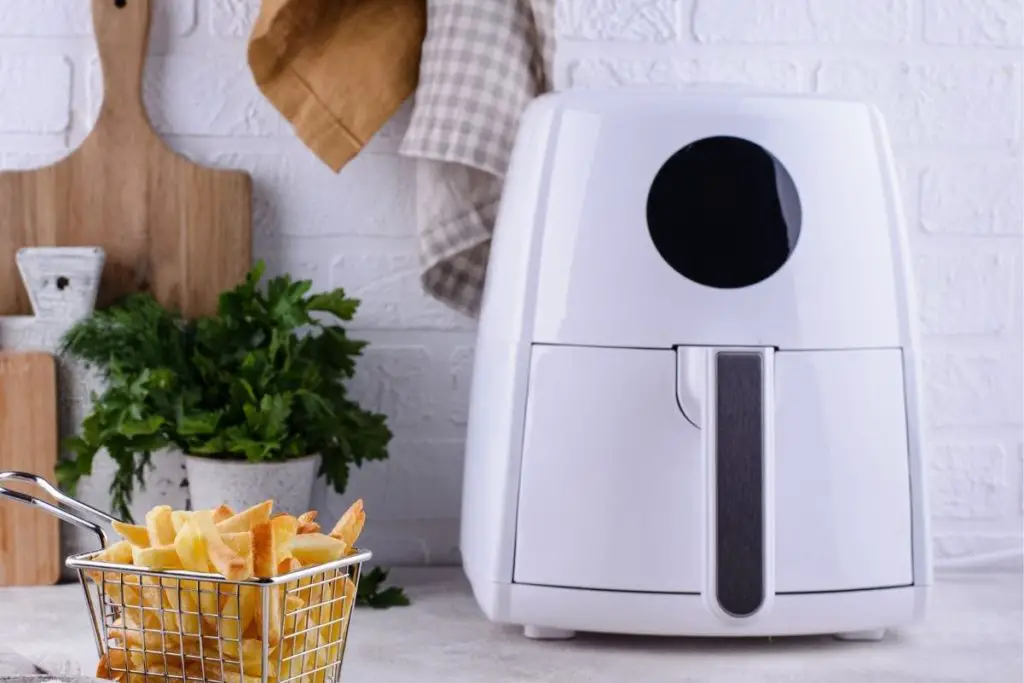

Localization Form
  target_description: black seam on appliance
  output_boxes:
[510,581,701,596]
[777,583,916,596]
[508,582,916,596]
[531,341,904,353]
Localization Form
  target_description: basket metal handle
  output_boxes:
[0,471,118,549]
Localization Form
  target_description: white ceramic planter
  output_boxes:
[184,454,322,517]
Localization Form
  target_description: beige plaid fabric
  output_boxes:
[399,0,555,319]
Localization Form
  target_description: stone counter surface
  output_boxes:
[0,569,1021,683]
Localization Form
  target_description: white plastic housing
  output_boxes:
[460,88,931,639]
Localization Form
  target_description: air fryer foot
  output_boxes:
[524,625,576,640]
[834,629,887,642]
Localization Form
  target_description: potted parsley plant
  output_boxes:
[56,260,391,520]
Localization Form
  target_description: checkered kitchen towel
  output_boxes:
[399,0,556,319]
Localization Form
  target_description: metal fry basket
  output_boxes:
[0,471,371,683]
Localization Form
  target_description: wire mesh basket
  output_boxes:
[0,471,371,683]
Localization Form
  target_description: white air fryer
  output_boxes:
[459,89,932,641]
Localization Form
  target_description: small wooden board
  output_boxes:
[0,351,59,586]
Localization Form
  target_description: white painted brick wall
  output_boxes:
[1,0,1021,568]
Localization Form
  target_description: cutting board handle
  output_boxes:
[92,0,153,130]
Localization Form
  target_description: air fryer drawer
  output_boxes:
[773,349,914,593]
[513,345,704,593]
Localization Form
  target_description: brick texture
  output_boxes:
[693,0,912,44]
[1,0,1021,567]
[915,250,1018,336]
[924,0,1024,46]
[558,0,678,41]
[329,243,475,332]
[921,160,1024,235]
[348,346,437,429]
[189,149,416,238]
[210,0,260,38]
[816,60,1020,147]
[924,349,1023,428]
[568,57,808,91]
[380,440,466,520]
[0,56,71,133]
[87,55,287,136]
[930,443,1010,520]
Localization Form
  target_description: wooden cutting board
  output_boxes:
[0,0,252,317]
[0,351,59,586]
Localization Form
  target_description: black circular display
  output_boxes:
[646,136,802,289]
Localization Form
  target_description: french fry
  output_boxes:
[251,521,282,648]
[297,510,320,534]
[212,504,235,523]
[112,521,151,548]
[272,514,299,560]
[109,615,172,652]
[85,541,136,586]
[328,499,365,551]
[290,533,346,565]
[168,518,203,635]
[170,510,193,534]
[218,583,259,655]
[216,500,273,534]
[194,510,250,581]
[310,631,334,683]
[321,577,357,647]
[173,517,206,571]
[242,618,260,641]
[252,521,278,578]
[221,531,252,556]
[122,652,216,683]
[237,637,276,678]
[99,576,147,627]
[279,628,318,683]
[145,505,176,546]
[96,653,113,682]
[163,576,201,637]
[223,670,264,683]
[279,592,309,681]
[278,556,301,576]
[296,627,323,683]
[173,517,221,627]
[98,646,128,682]
[283,593,305,631]
[124,550,185,638]
[131,545,182,570]
[140,574,174,627]
[151,587,182,635]
[278,638,299,683]
[96,540,135,565]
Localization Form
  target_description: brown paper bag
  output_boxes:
[248,0,427,172]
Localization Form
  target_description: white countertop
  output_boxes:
[1,568,1021,683]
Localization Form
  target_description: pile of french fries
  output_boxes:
[89,498,366,683]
